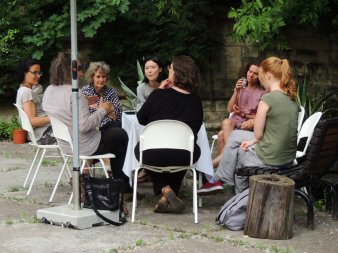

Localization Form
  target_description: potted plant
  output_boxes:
[10,115,27,144]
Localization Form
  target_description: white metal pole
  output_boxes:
[70,0,81,210]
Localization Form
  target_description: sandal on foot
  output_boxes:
[162,187,186,213]
[154,196,169,213]
[167,202,186,213]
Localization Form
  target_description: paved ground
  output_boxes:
[0,140,338,253]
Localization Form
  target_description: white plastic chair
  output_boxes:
[47,113,115,203]
[295,111,322,162]
[13,103,70,196]
[131,120,198,224]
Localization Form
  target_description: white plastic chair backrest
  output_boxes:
[297,106,305,133]
[48,113,73,151]
[13,103,37,144]
[139,120,194,165]
[297,111,322,153]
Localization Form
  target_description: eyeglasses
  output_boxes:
[28,71,43,76]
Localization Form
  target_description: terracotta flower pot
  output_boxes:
[12,129,27,144]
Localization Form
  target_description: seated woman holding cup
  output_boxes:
[213,62,266,167]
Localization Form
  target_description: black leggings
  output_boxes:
[134,143,201,196]
[92,126,131,193]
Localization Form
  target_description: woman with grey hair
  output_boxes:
[82,61,122,129]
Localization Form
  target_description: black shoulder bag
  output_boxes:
[84,175,127,226]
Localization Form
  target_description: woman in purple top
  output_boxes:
[213,62,266,167]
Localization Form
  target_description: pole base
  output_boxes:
[36,205,119,229]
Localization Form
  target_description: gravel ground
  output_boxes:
[0,140,338,253]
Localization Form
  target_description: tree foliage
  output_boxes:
[0,0,220,94]
[228,0,338,51]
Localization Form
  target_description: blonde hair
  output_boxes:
[259,57,297,100]
[85,61,110,83]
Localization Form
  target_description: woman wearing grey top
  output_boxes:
[42,51,131,193]
[136,55,167,111]
[15,59,56,144]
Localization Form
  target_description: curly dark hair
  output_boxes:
[240,61,261,88]
[172,55,201,93]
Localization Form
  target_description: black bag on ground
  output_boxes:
[84,175,127,226]
[215,188,249,231]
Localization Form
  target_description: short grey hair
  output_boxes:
[85,61,110,83]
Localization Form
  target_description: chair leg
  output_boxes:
[27,149,47,195]
[320,179,338,219]
[192,169,198,224]
[295,188,314,229]
[198,172,203,208]
[331,183,338,220]
[131,167,140,223]
[23,147,41,188]
[99,158,109,178]
[49,157,69,203]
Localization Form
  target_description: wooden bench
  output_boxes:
[235,117,338,229]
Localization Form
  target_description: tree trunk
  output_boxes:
[244,174,295,240]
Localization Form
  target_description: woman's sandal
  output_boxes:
[162,186,186,213]
[153,195,169,213]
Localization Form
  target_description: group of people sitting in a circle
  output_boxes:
[16,52,298,215]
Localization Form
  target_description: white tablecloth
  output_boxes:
[122,112,214,185]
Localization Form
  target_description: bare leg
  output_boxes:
[216,130,224,156]
[212,118,235,168]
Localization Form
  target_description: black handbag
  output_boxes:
[84,175,127,226]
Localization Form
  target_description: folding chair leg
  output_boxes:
[49,157,69,203]
[131,167,140,223]
[23,147,41,188]
[27,149,47,195]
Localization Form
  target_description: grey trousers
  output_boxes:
[213,130,277,194]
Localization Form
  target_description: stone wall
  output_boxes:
[120,23,338,134]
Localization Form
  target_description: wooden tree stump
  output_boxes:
[244,174,295,240]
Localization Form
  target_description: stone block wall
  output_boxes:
[121,24,338,134]
[198,23,338,131]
